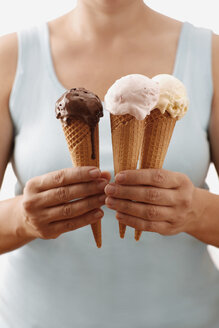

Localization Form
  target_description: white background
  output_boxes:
[0,0,219,265]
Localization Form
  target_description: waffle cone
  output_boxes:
[135,108,176,241]
[62,120,101,248]
[62,120,99,167]
[110,114,144,239]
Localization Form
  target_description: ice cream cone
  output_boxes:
[104,74,160,240]
[56,88,103,248]
[135,108,176,241]
[62,119,99,167]
[110,113,145,238]
[62,120,102,248]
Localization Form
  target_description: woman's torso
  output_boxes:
[0,15,218,328]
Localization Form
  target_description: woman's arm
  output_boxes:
[183,32,219,245]
[0,33,17,186]
[0,33,33,253]
[104,33,219,247]
[184,33,219,245]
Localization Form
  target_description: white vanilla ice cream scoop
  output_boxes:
[104,74,160,120]
[152,74,189,119]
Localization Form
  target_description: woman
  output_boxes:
[0,0,219,327]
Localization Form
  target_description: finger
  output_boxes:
[49,209,104,235]
[105,197,173,222]
[100,171,111,181]
[43,193,106,223]
[115,169,183,189]
[35,179,108,208]
[26,166,102,193]
[116,212,173,235]
[105,183,176,206]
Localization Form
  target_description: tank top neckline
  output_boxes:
[42,21,189,96]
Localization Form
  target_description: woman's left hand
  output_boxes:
[105,169,199,236]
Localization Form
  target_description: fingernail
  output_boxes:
[89,168,100,178]
[105,184,116,195]
[99,194,106,202]
[94,210,103,219]
[115,172,125,183]
[97,179,108,190]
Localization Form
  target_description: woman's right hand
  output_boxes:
[20,167,110,240]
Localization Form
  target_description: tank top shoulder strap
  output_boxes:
[174,22,213,130]
[9,23,51,134]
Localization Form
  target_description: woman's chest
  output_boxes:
[51,37,178,101]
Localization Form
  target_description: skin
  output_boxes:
[0,0,219,253]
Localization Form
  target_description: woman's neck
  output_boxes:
[69,0,149,41]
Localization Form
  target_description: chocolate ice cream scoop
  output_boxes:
[55,87,103,126]
[55,88,103,159]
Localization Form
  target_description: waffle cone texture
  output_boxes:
[135,108,176,241]
[62,119,102,248]
[110,113,144,238]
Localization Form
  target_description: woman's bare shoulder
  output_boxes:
[0,33,18,103]
[0,33,17,183]
[212,33,219,90]
[212,33,219,117]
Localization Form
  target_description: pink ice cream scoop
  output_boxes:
[104,74,160,120]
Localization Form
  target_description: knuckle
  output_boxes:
[24,179,35,193]
[24,215,34,230]
[152,169,165,184]
[38,175,46,191]
[181,173,190,185]
[53,169,65,186]
[22,196,34,212]
[145,189,159,202]
[179,173,193,191]
[28,217,41,230]
[61,204,72,218]
[56,187,69,202]
[41,192,50,206]
[64,221,75,231]
[145,205,158,219]
[181,195,192,209]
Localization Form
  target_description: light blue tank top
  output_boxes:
[0,22,218,328]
